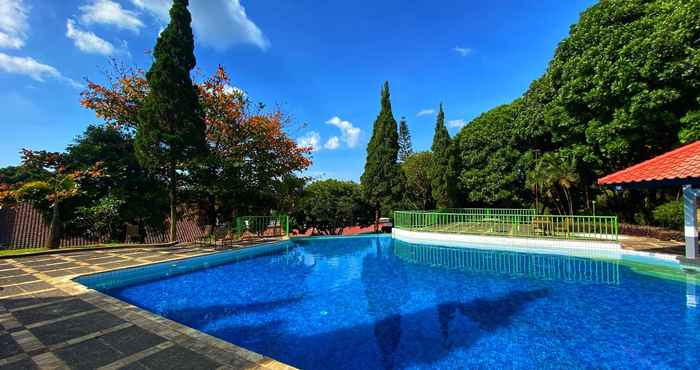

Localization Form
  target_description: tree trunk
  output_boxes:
[374,208,380,233]
[47,201,61,249]
[563,187,574,215]
[169,161,177,242]
[206,193,216,233]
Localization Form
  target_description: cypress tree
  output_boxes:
[135,0,206,242]
[398,117,413,163]
[430,103,458,209]
[361,82,405,230]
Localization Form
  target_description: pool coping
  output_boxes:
[1,241,298,370]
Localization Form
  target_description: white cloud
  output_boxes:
[0,52,82,88]
[132,0,269,50]
[324,136,340,150]
[298,131,321,152]
[447,119,467,129]
[66,19,115,55]
[453,46,472,57]
[80,0,144,32]
[325,116,361,148]
[417,108,435,117]
[0,0,29,49]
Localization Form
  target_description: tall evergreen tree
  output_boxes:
[398,117,413,163]
[361,82,405,230]
[135,0,205,241]
[430,103,458,209]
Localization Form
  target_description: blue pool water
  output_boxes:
[81,236,700,369]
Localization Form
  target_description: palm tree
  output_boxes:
[527,152,580,215]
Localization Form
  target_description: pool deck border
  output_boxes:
[0,242,297,370]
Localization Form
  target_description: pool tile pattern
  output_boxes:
[0,244,296,370]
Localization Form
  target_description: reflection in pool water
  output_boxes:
[393,240,621,285]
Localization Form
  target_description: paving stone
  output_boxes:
[12,299,95,326]
[17,282,53,293]
[0,275,39,286]
[0,270,25,278]
[0,286,23,298]
[54,338,123,370]
[118,362,149,370]
[99,326,166,357]
[1,296,67,311]
[89,257,128,264]
[137,346,220,370]
[0,357,37,370]
[17,259,64,268]
[30,263,80,272]
[43,270,78,278]
[99,262,138,269]
[29,311,125,346]
[0,333,23,359]
[66,268,96,275]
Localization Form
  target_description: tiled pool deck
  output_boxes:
[0,244,295,370]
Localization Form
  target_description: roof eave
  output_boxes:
[598,177,700,189]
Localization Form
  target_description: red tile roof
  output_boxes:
[598,140,700,187]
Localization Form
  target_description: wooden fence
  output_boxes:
[0,203,204,249]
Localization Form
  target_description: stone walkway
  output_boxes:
[620,236,685,255]
[0,245,294,370]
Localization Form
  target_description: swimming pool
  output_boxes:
[77,235,700,369]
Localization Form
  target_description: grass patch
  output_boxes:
[0,242,176,258]
[0,247,50,257]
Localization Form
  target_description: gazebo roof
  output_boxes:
[598,140,700,188]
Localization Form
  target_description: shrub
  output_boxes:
[652,200,683,230]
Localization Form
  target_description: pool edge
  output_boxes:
[57,242,301,370]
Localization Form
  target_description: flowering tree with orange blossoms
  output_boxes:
[81,64,312,228]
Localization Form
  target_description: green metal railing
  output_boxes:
[433,208,536,216]
[393,210,618,241]
[235,215,289,239]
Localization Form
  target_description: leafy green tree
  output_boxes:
[456,102,532,207]
[402,151,434,210]
[0,165,48,185]
[361,82,405,230]
[294,180,372,235]
[452,0,700,221]
[136,0,206,241]
[397,117,413,163]
[430,104,459,208]
[76,195,125,241]
[66,125,168,238]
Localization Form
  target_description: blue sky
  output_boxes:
[0,0,596,181]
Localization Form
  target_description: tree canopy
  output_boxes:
[294,180,372,235]
[398,117,413,163]
[361,82,405,227]
[430,104,459,209]
[453,0,700,222]
[136,0,206,241]
[402,151,434,210]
